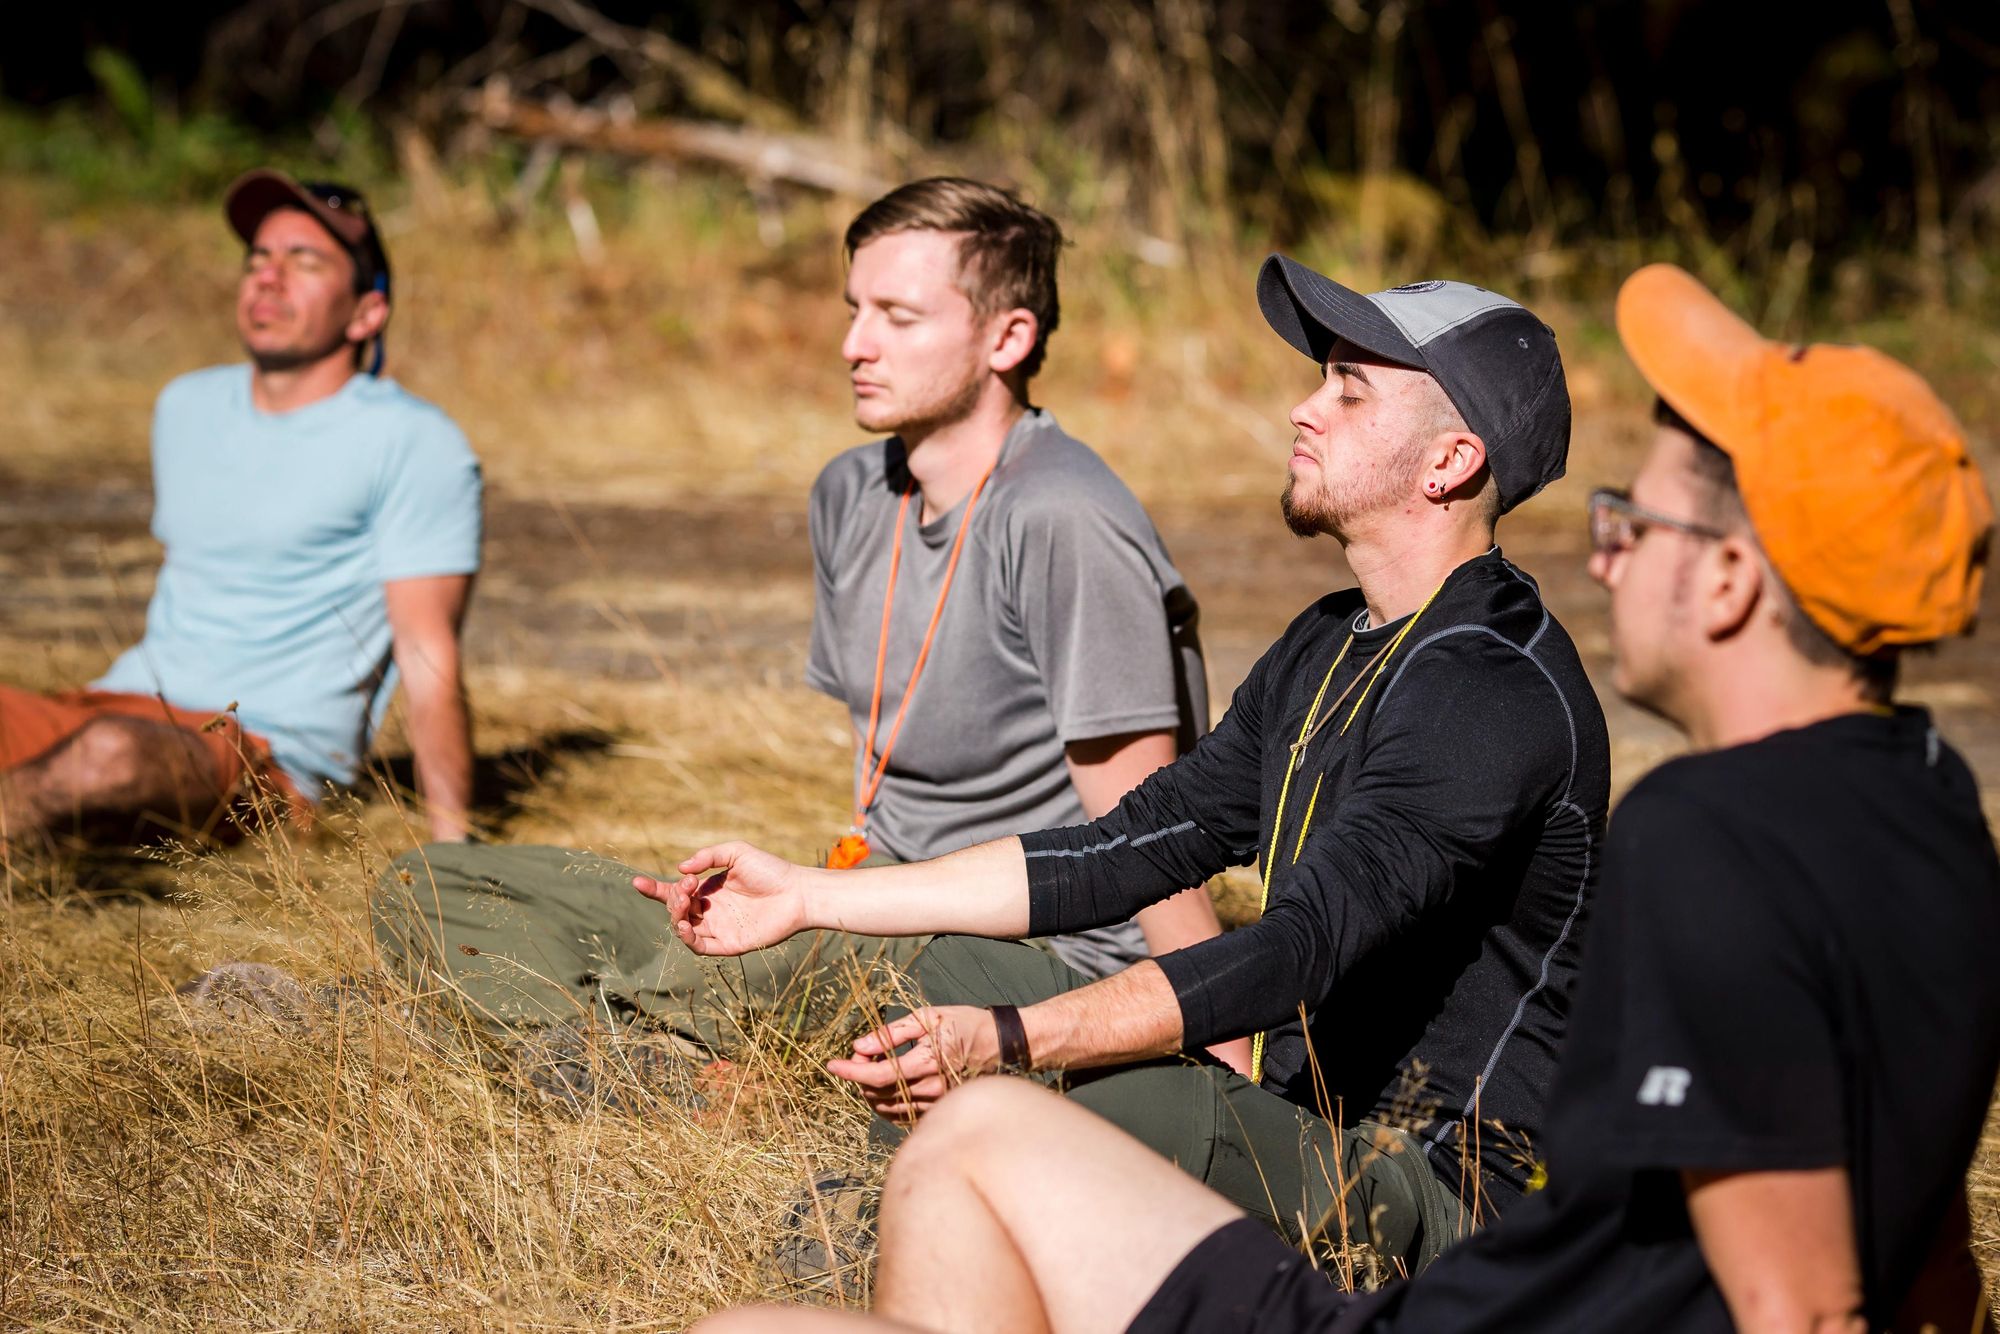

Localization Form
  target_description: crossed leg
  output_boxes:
[0,713,236,839]
[699,1077,1244,1334]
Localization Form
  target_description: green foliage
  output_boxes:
[85,48,152,141]
[0,54,259,204]
[0,49,388,211]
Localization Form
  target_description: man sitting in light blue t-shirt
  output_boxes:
[0,170,482,845]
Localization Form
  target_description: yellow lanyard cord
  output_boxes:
[1249,579,1447,1083]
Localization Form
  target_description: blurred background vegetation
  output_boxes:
[5,0,1998,320]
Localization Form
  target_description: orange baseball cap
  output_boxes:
[1616,263,1992,655]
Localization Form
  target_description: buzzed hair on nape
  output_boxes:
[845,177,1064,379]
[1413,371,1499,522]
[1653,397,1899,700]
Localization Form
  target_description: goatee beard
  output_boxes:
[1281,475,1336,539]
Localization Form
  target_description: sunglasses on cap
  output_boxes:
[298,180,371,221]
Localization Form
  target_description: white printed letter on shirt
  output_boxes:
[1636,1065,1692,1107]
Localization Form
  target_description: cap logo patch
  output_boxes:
[1390,281,1446,293]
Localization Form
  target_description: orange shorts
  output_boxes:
[0,685,303,813]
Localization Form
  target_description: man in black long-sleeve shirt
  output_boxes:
[637,259,1609,1267]
[1020,542,1604,1214]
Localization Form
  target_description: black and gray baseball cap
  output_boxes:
[1257,255,1571,513]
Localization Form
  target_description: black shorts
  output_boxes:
[1126,1219,1392,1334]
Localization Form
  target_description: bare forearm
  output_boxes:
[1686,1168,1866,1334]
[1133,885,1224,955]
[1018,960,1184,1072]
[385,575,477,844]
[802,837,1031,938]
[406,684,474,841]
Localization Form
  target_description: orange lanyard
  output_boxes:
[827,465,997,869]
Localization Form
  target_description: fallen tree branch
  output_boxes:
[466,86,892,198]
[506,0,802,131]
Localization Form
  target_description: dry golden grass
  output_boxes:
[0,662,884,1328]
[3,168,1999,1327]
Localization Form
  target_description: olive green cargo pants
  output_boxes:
[373,844,1465,1271]
[371,842,931,1053]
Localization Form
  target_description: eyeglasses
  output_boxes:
[1587,487,1728,556]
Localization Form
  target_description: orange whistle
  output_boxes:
[827,833,871,870]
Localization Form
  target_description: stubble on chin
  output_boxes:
[246,345,319,374]
[1281,474,1339,540]
[241,323,350,375]
[858,368,985,442]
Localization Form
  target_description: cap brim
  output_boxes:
[1615,264,1770,459]
[224,169,369,250]
[1256,255,1424,368]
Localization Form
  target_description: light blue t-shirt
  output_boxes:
[95,365,483,796]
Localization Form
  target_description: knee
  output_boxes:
[64,716,151,791]
[893,1076,1049,1185]
[926,1072,1048,1139]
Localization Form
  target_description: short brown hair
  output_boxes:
[844,177,1064,379]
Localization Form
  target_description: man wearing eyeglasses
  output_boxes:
[695,264,1998,1334]
[0,170,482,844]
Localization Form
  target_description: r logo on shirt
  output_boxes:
[1637,1065,1692,1107]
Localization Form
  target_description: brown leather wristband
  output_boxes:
[991,1004,1033,1075]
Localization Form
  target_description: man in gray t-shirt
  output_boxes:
[808,407,1208,975]
[789,176,1231,988]
[370,178,1246,1077]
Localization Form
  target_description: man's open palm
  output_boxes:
[632,842,809,955]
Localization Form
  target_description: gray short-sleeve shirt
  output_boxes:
[806,408,1208,976]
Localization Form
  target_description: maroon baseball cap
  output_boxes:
[226,169,393,373]
[225,169,392,299]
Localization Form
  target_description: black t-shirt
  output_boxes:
[1020,549,1612,1204]
[1350,709,2000,1331]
